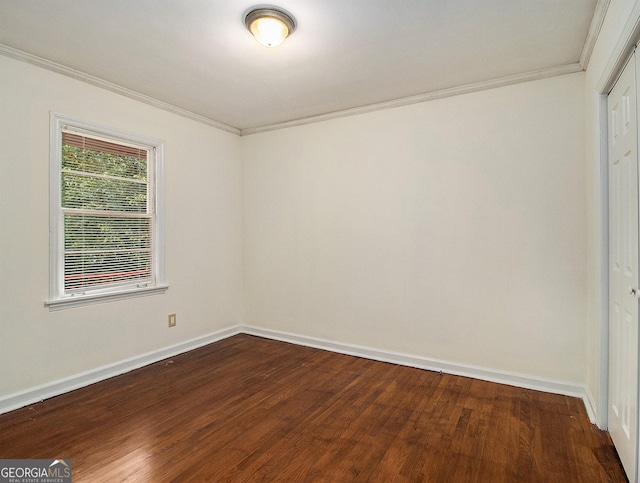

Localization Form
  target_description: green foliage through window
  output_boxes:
[61,138,152,292]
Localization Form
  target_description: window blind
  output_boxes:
[61,130,153,293]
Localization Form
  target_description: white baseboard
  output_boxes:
[241,325,597,424]
[0,325,243,415]
[0,324,597,425]
[583,384,600,426]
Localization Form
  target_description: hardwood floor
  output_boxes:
[0,334,627,482]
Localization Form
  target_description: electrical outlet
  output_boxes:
[168,314,177,327]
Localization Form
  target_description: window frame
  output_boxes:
[47,113,167,310]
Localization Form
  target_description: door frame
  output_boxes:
[598,3,640,431]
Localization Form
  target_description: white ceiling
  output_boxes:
[0,0,600,134]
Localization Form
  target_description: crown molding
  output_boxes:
[596,0,640,94]
[241,63,583,136]
[0,44,241,136]
[1,43,583,138]
[580,0,611,70]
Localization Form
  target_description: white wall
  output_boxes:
[0,37,592,407]
[584,0,640,426]
[243,73,587,383]
[0,56,243,397]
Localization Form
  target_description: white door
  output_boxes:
[609,51,640,483]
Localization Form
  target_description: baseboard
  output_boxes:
[241,325,597,424]
[0,324,597,424]
[0,325,243,415]
[583,384,600,426]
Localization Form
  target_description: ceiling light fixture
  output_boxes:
[245,6,296,48]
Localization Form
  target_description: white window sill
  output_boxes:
[45,284,169,311]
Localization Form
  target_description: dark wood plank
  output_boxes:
[0,334,628,482]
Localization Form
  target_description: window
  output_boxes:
[47,113,167,310]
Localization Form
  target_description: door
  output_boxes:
[609,51,640,483]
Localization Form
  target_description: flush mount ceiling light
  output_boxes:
[245,6,296,48]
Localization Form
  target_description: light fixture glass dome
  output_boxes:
[245,7,296,48]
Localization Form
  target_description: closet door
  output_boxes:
[608,51,639,483]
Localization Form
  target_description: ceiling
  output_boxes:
[0,1,601,134]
